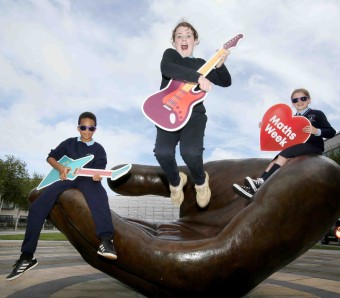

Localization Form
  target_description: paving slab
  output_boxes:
[1,240,340,298]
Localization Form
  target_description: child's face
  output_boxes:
[173,26,197,58]
[77,117,96,143]
[291,91,310,112]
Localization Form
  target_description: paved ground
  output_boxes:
[1,239,340,298]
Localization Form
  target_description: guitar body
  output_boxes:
[37,155,94,190]
[142,80,206,131]
[37,155,132,190]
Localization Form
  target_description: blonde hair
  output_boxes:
[291,88,310,99]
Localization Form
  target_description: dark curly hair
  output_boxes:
[78,112,97,127]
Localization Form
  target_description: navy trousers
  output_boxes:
[21,178,114,254]
[154,111,207,186]
[278,143,323,159]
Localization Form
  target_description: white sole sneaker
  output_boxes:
[232,184,253,200]
[169,172,187,206]
[195,172,211,208]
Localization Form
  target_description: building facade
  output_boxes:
[324,131,340,157]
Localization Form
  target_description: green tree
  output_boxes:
[0,155,42,210]
[328,149,340,165]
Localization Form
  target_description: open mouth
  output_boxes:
[181,45,188,50]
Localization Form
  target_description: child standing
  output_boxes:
[154,20,232,208]
[6,112,116,281]
[233,88,336,200]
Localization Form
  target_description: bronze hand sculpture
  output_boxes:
[29,156,340,297]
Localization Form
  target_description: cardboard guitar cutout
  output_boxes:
[37,155,132,190]
[260,103,311,151]
[142,34,244,131]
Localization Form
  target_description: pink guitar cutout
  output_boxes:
[142,34,244,131]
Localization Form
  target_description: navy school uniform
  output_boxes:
[277,108,336,159]
[21,137,114,255]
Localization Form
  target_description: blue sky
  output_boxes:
[1,0,339,194]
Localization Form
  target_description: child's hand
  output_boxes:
[258,121,263,128]
[216,49,230,68]
[303,125,318,135]
[198,75,212,92]
[92,173,102,181]
[59,166,70,181]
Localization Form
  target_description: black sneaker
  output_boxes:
[97,240,117,260]
[245,177,264,192]
[232,184,254,200]
[6,258,38,281]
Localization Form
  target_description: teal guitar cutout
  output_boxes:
[37,155,132,190]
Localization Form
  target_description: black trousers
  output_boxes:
[154,111,207,186]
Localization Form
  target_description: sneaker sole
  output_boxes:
[196,187,211,208]
[244,177,258,193]
[196,172,211,208]
[97,251,117,260]
[6,260,39,281]
[232,184,253,200]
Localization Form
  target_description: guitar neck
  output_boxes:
[197,48,226,77]
[196,34,243,79]
[176,34,243,94]
[181,49,224,93]
[75,168,113,177]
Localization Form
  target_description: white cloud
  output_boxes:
[1,0,339,191]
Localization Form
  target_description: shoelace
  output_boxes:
[13,260,20,268]
[13,259,25,267]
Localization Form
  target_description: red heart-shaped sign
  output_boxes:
[260,103,311,151]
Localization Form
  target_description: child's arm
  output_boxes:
[198,75,213,92]
[315,111,336,138]
[215,49,230,68]
[302,125,319,135]
[90,145,107,182]
[302,111,336,137]
[206,49,232,87]
[160,49,201,83]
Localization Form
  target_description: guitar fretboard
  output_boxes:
[179,49,223,94]
[167,34,243,97]
[197,48,227,77]
[75,168,113,177]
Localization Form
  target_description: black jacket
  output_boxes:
[160,48,232,113]
[303,108,336,151]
